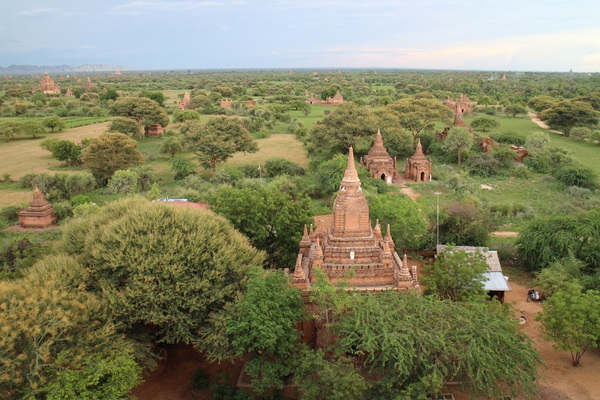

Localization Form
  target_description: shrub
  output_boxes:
[70,194,92,207]
[264,158,305,177]
[491,133,525,146]
[553,165,597,189]
[1,206,20,223]
[52,200,73,222]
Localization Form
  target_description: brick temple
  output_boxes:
[291,147,420,292]
[405,139,432,182]
[361,129,397,184]
[18,186,56,228]
[35,72,60,95]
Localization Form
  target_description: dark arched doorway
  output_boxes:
[380,173,386,181]
[420,171,425,182]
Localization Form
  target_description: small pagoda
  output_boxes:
[405,139,431,182]
[361,129,397,184]
[177,92,190,110]
[18,186,56,228]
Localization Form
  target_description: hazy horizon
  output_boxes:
[1,1,599,73]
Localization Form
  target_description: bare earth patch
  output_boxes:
[225,134,308,168]
[0,122,110,179]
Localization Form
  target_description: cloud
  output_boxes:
[15,7,80,18]
[104,1,233,16]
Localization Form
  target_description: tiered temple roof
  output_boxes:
[361,129,397,184]
[405,139,431,182]
[177,92,190,110]
[36,72,60,95]
[292,148,419,292]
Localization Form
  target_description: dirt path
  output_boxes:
[528,112,563,134]
[489,231,519,237]
[393,175,421,202]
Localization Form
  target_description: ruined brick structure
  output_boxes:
[361,129,397,184]
[83,77,97,91]
[292,147,420,293]
[445,95,473,115]
[144,124,164,137]
[65,89,73,97]
[18,186,56,228]
[405,139,431,182]
[35,72,60,95]
[220,99,233,109]
[306,90,344,105]
[177,92,190,110]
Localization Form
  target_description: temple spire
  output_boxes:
[341,147,360,185]
[293,255,306,281]
[374,128,384,147]
[415,139,424,156]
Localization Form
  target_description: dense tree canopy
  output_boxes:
[183,116,258,172]
[80,132,144,183]
[109,97,169,138]
[386,97,453,142]
[443,127,473,164]
[310,280,540,399]
[212,184,312,268]
[42,115,66,132]
[538,100,599,135]
[0,255,142,399]
[60,197,265,344]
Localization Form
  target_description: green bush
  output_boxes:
[52,201,73,222]
[553,165,597,189]
[264,158,305,177]
[491,133,526,146]
[70,195,92,207]
[1,206,21,223]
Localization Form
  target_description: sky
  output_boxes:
[1,0,599,72]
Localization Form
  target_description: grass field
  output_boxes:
[0,116,112,129]
[465,114,600,176]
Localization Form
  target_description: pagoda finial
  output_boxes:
[374,128,384,147]
[341,147,360,185]
[373,219,382,240]
[293,254,306,281]
[314,238,323,259]
[309,224,314,238]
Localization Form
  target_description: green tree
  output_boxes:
[527,95,560,112]
[40,138,82,165]
[0,121,23,140]
[524,132,550,157]
[107,169,139,195]
[160,136,184,158]
[309,103,376,156]
[443,127,473,164]
[60,197,265,344]
[422,249,488,302]
[99,88,119,103]
[42,115,66,132]
[470,116,500,132]
[172,109,200,123]
[368,192,428,251]
[312,283,539,399]
[64,172,96,197]
[142,91,166,107]
[538,100,600,136]
[21,121,46,138]
[0,255,143,399]
[169,156,196,180]
[183,117,258,172]
[534,256,586,297]
[537,283,600,366]
[438,202,493,247]
[197,266,304,394]
[80,132,144,184]
[517,208,600,271]
[387,97,453,142]
[505,104,527,117]
[213,184,312,268]
[109,97,169,139]
[107,117,140,136]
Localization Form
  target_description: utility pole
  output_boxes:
[434,191,442,246]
